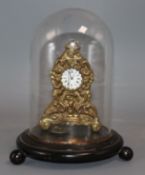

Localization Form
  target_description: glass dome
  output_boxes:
[29,8,113,139]
[10,9,134,164]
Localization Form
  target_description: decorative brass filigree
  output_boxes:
[39,41,101,132]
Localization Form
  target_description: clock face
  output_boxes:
[61,68,82,90]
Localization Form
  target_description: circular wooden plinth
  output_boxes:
[16,128,123,163]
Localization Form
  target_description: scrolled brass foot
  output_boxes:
[39,118,51,130]
[92,120,101,132]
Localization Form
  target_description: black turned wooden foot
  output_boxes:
[10,149,26,165]
[118,146,133,161]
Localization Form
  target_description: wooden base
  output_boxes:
[12,127,124,163]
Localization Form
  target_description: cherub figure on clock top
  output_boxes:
[10,8,133,165]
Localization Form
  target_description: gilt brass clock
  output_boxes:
[39,41,101,132]
[10,9,133,165]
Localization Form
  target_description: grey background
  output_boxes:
[0,0,145,174]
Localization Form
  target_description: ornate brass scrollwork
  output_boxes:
[39,41,101,132]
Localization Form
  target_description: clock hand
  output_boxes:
[70,69,73,80]
[70,70,74,89]
[68,70,71,88]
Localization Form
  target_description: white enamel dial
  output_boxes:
[61,68,82,90]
